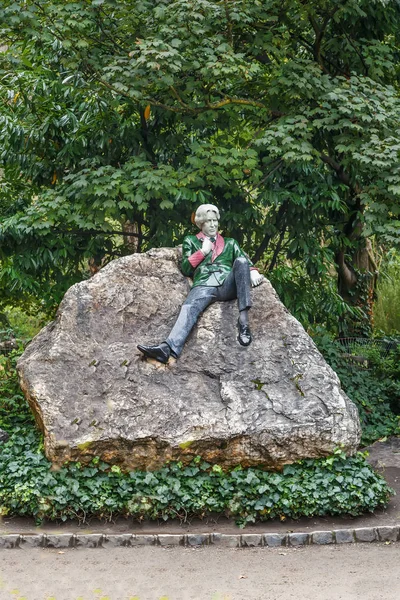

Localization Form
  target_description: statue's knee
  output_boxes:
[234,257,248,268]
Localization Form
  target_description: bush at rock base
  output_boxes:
[0,428,392,527]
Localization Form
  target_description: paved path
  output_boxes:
[0,544,399,600]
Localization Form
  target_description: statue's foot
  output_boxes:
[237,319,252,347]
[137,343,171,364]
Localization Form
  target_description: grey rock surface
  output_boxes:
[18,247,360,470]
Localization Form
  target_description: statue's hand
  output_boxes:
[250,270,264,287]
[201,238,213,256]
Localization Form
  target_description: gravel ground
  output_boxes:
[0,544,399,600]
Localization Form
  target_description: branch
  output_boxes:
[251,160,283,191]
[309,6,340,65]
[53,227,149,239]
[169,86,191,109]
[139,107,157,165]
[308,17,327,73]
[94,11,128,53]
[341,28,369,76]
[335,249,357,289]
[224,0,234,47]
[297,34,315,55]
[320,155,364,238]
[97,77,275,114]
[295,28,351,78]
[205,97,274,111]
[319,153,351,187]
[268,225,287,273]
[252,200,287,264]
[96,77,186,113]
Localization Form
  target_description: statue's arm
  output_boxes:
[181,236,205,276]
[233,240,264,287]
[232,240,256,268]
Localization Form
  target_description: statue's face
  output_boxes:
[201,211,219,237]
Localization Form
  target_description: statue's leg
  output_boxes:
[216,258,252,313]
[217,258,252,346]
[165,286,216,357]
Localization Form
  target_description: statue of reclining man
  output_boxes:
[137,203,264,363]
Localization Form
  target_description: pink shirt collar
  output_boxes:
[196,232,225,262]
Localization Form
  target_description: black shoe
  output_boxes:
[137,343,171,364]
[237,319,252,347]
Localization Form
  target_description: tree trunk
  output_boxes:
[336,237,377,337]
[123,220,140,253]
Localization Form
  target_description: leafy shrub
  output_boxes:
[0,347,35,432]
[269,263,362,334]
[313,328,400,445]
[4,306,49,341]
[373,250,400,335]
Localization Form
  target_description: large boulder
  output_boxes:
[18,248,360,470]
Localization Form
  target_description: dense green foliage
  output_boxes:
[0,342,394,525]
[373,250,400,334]
[314,328,400,445]
[0,0,399,332]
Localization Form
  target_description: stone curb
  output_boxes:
[0,526,398,549]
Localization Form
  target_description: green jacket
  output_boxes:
[181,234,255,287]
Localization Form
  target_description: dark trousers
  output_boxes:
[166,257,251,357]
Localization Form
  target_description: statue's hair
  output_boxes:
[194,204,220,229]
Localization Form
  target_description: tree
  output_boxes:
[0,0,399,332]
